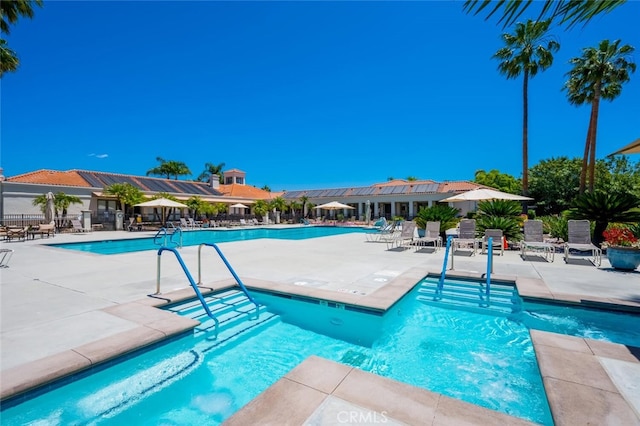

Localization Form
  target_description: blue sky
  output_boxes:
[2,1,639,191]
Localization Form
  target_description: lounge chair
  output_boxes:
[414,221,442,252]
[481,229,504,256]
[366,221,398,242]
[6,226,29,241]
[521,220,554,262]
[188,218,201,228]
[452,219,478,255]
[28,222,55,239]
[71,219,89,233]
[179,218,192,229]
[564,219,601,266]
[386,221,417,250]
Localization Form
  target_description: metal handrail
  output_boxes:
[156,246,220,331]
[437,236,454,299]
[486,237,493,305]
[153,227,183,248]
[197,243,260,318]
[153,228,168,246]
[170,227,183,248]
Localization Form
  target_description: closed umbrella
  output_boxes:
[365,199,371,226]
[44,192,55,224]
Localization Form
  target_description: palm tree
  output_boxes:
[1,0,43,77]
[493,19,559,195]
[0,39,18,77]
[104,183,144,216]
[463,0,625,29]
[564,39,636,193]
[196,162,225,183]
[146,157,192,180]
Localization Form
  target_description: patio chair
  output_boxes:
[521,220,554,262]
[179,218,192,229]
[71,219,89,233]
[366,220,399,242]
[452,219,478,255]
[414,221,442,252]
[6,226,29,241]
[564,219,601,266]
[481,229,504,256]
[386,221,417,250]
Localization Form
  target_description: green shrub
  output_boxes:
[414,204,460,233]
[540,215,568,241]
[476,216,522,241]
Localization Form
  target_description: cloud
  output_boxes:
[88,153,109,159]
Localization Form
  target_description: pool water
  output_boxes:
[3,280,640,425]
[48,226,368,254]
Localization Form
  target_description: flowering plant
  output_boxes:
[602,227,640,248]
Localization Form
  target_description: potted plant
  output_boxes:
[602,227,640,271]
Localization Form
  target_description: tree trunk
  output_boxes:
[579,118,592,194]
[588,89,601,193]
[522,70,529,196]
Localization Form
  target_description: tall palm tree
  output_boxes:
[493,19,559,196]
[463,0,625,29]
[196,162,225,183]
[1,0,43,77]
[564,39,636,193]
[0,39,18,76]
[146,157,192,180]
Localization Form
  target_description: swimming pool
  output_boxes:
[4,277,639,425]
[49,226,369,254]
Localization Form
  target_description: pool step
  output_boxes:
[417,278,521,315]
[166,289,271,339]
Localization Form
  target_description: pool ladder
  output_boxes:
[155,244,260,330]
[153,225,183,248]
[437,236,493,305]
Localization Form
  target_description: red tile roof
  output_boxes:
[218,184,276,200]
[6,170,92,187]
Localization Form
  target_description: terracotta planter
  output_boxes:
[607,246,640,271]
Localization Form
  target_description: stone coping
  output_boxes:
[3,269,639,425]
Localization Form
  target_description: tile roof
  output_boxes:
[6,170,92,187]
[438,181,486,193]
[218,184,276,200]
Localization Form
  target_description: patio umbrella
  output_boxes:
[134,198,188,226]
[439,188,533,202]
[44,191,55,224]
[315,201,355,210]
[315,201,355,220]
[229,203,249,209]
[609,138,640,156]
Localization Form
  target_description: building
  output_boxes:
[1,168,483,225]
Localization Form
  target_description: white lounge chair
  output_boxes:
[564,219,601,266]
[481,229,504,256]
[386,221,417,250]
[414,221,442,252]
[521,220,554,262]
[452,219,478,255]
[71,219,89,233]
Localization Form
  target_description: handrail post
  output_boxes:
[156,251,163,294]
[486,237,492,305]
[437,236,453,298]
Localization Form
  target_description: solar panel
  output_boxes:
[391,185,408,194]
[77,171,104,188]
[138,178,177,193]
[412,183,439,193]
[379,186,396,195]
[171,181,208,195]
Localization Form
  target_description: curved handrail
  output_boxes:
[156,246,220,331]
[170,227,183,248]
[197,243,260,317]
[437,236,454,299]
[485,237,493,305]
[153,228,168,246]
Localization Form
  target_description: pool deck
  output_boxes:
[1,227,639,424]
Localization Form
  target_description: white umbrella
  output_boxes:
[44,191,55,224]
[610,138,640,156]
[315,201,355,210]
[229,203,249,209]
[439,188,533,202]
[134,198,188,226]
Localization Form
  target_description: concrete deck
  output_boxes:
[1,227,639,424]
